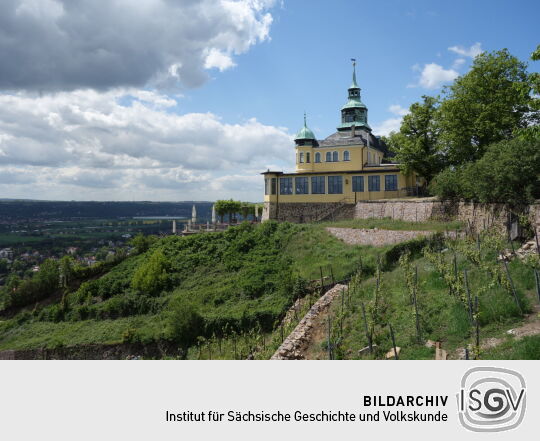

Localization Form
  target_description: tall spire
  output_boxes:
[350,58,358,89]
[338,59,371,132]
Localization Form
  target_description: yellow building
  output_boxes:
[262,62,420,222]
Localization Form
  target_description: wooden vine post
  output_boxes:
[360,301,372,354]
[502,259,522,314]
[389,323,398,360]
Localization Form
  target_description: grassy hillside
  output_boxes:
[0,221,381,353]
[1,219,537,360]
[306,229,540,360]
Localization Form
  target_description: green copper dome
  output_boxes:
[338,60,371,132]
[295,113,316,140]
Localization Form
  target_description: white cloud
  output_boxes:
[204,49,237,71]
[418,63,459,89]
[372,105,410,136]
[452,58,466,69]
[0,0,276,91]
[0,89,293,201]
[372,118,403,137]
[0,0,285,201]
[388,104,409,117]
[448,42,483,58]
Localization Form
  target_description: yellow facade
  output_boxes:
[263,167,417,204]
[262,62,420,209]
[295,145,383,173]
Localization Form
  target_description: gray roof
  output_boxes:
[316,129,387,154]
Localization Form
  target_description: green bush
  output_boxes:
[430,137,540,206]
[164,297,204,347]
[131,249,170,295]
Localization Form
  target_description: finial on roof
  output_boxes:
[304,111,307,127]
[350,58,358,89]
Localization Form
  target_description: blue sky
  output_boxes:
[185,0,540,138]
[0,0,538,201]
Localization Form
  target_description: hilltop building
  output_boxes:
[262,61,421,222]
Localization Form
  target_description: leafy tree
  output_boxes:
[131,249,170,295]
[214,200,228,223]
[518,44,540,141]
[36,259,60,292]
[214,199,242,223]
[0,258,8,274]
[164,296,204,347]
[228,200,242,223]
[59,255,75,288]
[385,96,445,186]
[430,137,540,206]
[240,202,253,221]
[438,49,539,165]
[130,233,155,254]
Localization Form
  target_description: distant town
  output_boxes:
[0,200,214,287]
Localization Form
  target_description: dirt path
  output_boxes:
[326,227,434,247]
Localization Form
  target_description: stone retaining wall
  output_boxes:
[355,200,540,236]
[263,202,355,223]
[271,284,347,360]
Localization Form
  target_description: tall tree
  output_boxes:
[385,96,444,186]
[438,49,538,165]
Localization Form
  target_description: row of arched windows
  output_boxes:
[308,151,350,163]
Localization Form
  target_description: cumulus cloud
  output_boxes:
[0,1,288,201]
[372,118,402,136]
[0,89,293,200]
[388,104,409,117]
[448,42,483,58]
[418,63,459,89]
[372,104,410,136]
[0,0,275,91]
[452,58,466,69]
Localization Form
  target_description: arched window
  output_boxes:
[326,152,332,162]
[299,152,304,163]
[315,152,321,163]
[343,150,350,161]
[332,151,338,162]
[306,152,310,163]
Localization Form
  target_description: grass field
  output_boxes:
[1,219,537,360]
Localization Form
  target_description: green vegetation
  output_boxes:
[1,220,538,359]
[214,199,262,223]
[309,228,540,360]
[429,137,540,207]
[483,335,540,360]
[386,45,540,206]
[0,222,304,348]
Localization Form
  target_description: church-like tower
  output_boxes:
[337,60,371,132]
[261,60,421,223]
[294,113,318,147]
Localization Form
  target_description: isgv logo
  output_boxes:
[457,367,526,432]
